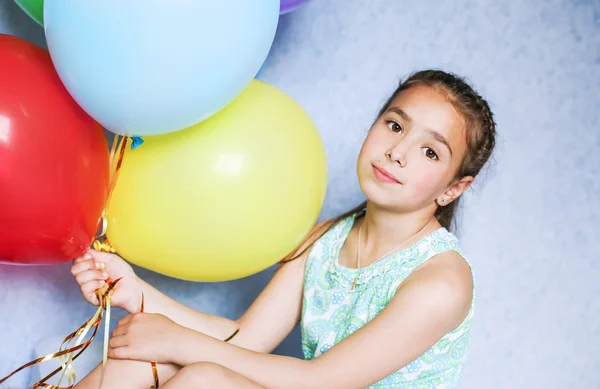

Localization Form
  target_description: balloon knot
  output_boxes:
[93,239,115,253]
[131,136,144,150]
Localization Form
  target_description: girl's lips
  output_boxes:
[372,165,401,184]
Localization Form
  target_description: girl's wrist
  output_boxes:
[174,326,239,366]
[123,276,145,313]
[173,328,210,365]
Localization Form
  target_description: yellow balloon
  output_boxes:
[105,80,327,281]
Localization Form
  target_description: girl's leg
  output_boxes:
[74,359,179,389]
[161,362,264,389]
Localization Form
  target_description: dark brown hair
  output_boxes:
[282,69,496,263]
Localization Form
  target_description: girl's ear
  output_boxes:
[436,176,473,206]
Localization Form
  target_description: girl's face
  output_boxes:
[357,84,472,213]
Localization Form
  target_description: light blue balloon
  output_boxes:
[44,1,279,136]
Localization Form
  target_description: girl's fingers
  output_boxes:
[71,258,101,276]
[75,270,108,286]
[117,314,134,327]
[73,251,93,264]
[108,334,128,349]
[111,325,127,338]
[87,250,117,266]
[81,279,106,298]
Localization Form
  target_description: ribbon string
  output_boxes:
[0,278,120,388]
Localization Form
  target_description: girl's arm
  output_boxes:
[138,252,307,353]
[136,278,240,342]
[138,221,325,353]
[173,251,473,389]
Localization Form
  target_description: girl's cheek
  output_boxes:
[410,172,445,198]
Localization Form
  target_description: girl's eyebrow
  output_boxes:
[387,107,412,123]
[426,128,453,157]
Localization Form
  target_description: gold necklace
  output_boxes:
[351,218,434,290]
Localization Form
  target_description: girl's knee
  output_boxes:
[76,359,179,389]
[178,362,230,386]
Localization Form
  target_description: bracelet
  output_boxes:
[224,328,240,342]
[149,362,159,389]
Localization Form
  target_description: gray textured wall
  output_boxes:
[1,0,599,388]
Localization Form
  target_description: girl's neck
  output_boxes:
[356,202,440,266]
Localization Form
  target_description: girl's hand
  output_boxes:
[71,249,142,313]
[107,313,191,364]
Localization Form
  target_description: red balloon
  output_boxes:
[0,34,109,265]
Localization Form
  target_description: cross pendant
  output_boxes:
[351,278,358,290]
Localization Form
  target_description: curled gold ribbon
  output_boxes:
[0,277,120,389]
[0,246,160,389]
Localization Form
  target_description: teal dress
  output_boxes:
[301,211,474,388]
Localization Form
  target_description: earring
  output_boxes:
[440,198,446,203]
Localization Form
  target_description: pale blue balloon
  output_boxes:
[44,0,279,136]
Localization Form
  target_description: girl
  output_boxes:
[70,69,496,389]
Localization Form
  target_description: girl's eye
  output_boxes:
[422,147,438,160]
[387,121,403,133]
